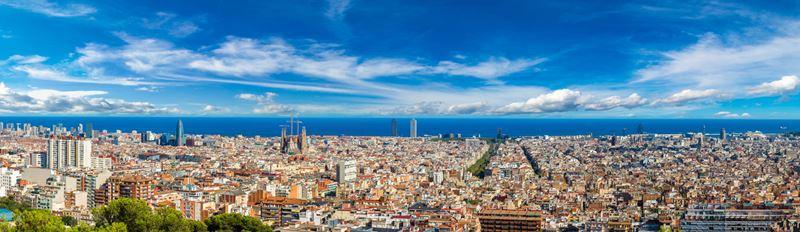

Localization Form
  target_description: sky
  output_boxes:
[0,0,799,118]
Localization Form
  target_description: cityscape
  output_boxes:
[0,118,795,231]
[0,0,800,232]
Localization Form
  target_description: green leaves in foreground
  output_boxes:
[0,198,269,232]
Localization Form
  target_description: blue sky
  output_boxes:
[0,0,799,118]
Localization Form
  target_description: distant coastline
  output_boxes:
[0,116,796,137]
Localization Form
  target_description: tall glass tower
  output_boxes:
[410,119,417,138]
[391,119,398,137]
[176,119,184,146]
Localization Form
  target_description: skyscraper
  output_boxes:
[86,123,93,138]
[720,128,727,141]
[176,119,184,146]
[391,119,398,136]
[409,119,417,138]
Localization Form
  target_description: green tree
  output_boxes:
[0,222,13,232]
[153,207,195,232]
[61,215,78,227]
[93,198,157,232]
[0,197,31,213]
[66,222,97,232]
[95,222,128,232]
[14,210,65,232]
[187,219,208,232]
[204,213,271,232]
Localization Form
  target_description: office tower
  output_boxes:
[47,135,92,170]
[176,119,184,146]
[720,128,727,141]
[160,133,174,146]
[391,119,398,136]
[410,119,417,138]
[77,123,83,134]
[336,159,357,183]
[86,123,93,138]
[141,131,154,143]
[637,123,644,134]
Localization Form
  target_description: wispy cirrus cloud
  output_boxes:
[653,89,722,105]
[0,0,96,17]
[325,0,351,20]
[142,12,201,38]
[634,32,800,91]
[7,34,543,98]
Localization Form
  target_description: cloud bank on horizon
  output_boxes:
[0,0,798,118]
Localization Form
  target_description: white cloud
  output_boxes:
[4,55,47,64]
[446,101,489,114]
[583,93,648,111]
[635,32,800,91]
[201,104,230,113]
[747,75,799,96]
[78,33,200,73]
[382,101,491,115]
[0,0,96,17]
[187,37,539,84]
[12,66,159,86]
[656,89,721,105]
[142,12,200,38]
[0,82,178,114]
[715,111,750,118]
[8,34,542,99]
[432,57,546,80]
[494,89,582,114]
[236,92,293,114]
[325,0,351,20]
[135,86,159,92]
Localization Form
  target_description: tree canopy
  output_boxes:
[0,198,269,232]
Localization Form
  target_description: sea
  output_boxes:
[0,117,797,137]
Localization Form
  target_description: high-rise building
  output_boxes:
[86,123,93,138]
[160,133,174,146]
[46,136,92,170]
[336,159,357,183]
[720,128,727,141]
[141,131,155,143]
[176,119,185,146]
[391,119,398,136]
[410,119,417,138]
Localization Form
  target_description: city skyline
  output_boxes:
[0,1,798,118]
